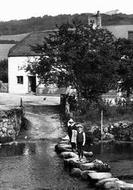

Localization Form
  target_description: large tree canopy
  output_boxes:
[27,22,118,100]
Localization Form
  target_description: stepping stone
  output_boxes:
[104,181,120,190]
[115,180,133,189]
[81,170,96,180]
[59,140,70,145]
[55,144,72,153]
[96,178,119,188]
[88,172,112,184]
[64,157,80,168]
[79,162,95,170]
[60,151,78,159]
[70,168,82,177]
[61,135,69,140]
[83,151,93,157]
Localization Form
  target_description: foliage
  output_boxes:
[115,38,133,97]
[0,13,133,35]
[27,22,118,101]
[0,59,8,83]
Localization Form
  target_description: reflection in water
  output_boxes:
[0,142,36,157]
[89,142,133,182]
[0,101,133,189]
[0,104,90,190]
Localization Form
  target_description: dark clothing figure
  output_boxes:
[77,142,84,158]
[76,126,86,161]
[68,126,72,141]
[71,142,76,151]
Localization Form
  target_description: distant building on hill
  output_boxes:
[88,11,133,40]
[88,11,101,28]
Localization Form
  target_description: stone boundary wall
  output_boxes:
[0,106,24,143]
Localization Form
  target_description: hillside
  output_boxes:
[0,13,133,35]
[0,33,29,60]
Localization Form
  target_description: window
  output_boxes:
[17,76,23,84]
[128,31,133,40]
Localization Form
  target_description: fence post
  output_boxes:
[101,110,104,141]
[20,98,23,107]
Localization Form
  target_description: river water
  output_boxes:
[0,103,133,189]
[0,104,90,190]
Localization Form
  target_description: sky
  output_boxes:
[0,0,133,21]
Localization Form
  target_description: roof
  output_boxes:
[8,30,56,57]
[8,24,133,57]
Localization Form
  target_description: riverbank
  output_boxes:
[55,136,133,190]
[0,93,91,190]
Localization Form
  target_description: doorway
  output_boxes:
[28,76,36,93]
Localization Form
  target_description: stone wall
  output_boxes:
[0,105,24,143]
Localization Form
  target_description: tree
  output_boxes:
[115,38,133,98]
[0,59,8,83]
[27,22,118,101]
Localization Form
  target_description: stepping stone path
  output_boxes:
[55,135,133,190]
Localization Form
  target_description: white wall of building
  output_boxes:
[8,56,39,94]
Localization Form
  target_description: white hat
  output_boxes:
[77,124,83,128]
[69,118,74,123]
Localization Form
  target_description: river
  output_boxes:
[0,95,133,189]
[0,103,90,190]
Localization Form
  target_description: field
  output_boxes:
[0,33,29,41]
[0,33,29,60]
[0,44,15,60]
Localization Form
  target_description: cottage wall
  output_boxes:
[8,56,39,94]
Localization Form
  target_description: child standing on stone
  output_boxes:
[76,124,86,161]
[71,124,77,152]
[67,118,75,142]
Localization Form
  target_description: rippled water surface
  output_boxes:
[89,142,133,183]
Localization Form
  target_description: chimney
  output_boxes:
[88,11,102,28]
[96,11,102,28]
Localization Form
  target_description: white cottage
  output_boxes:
[8,31,52,94]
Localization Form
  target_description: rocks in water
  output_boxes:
[88,172,112,184]
[94,163,111,172]
[70,168,82,177]
[61,135,70,141]
[102,180,133,190]
[92,159,111,172]
[81,170,96,180]
[60,151,78,159]
[103,181,120,190]
[83,151,93,157]
[59,140,70,145]
[55,139,133,190]
[55,143,72,153]
[64,157,80,168]
[96,178,119,189]
[79,162,95,170]
[115,180,133,189]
